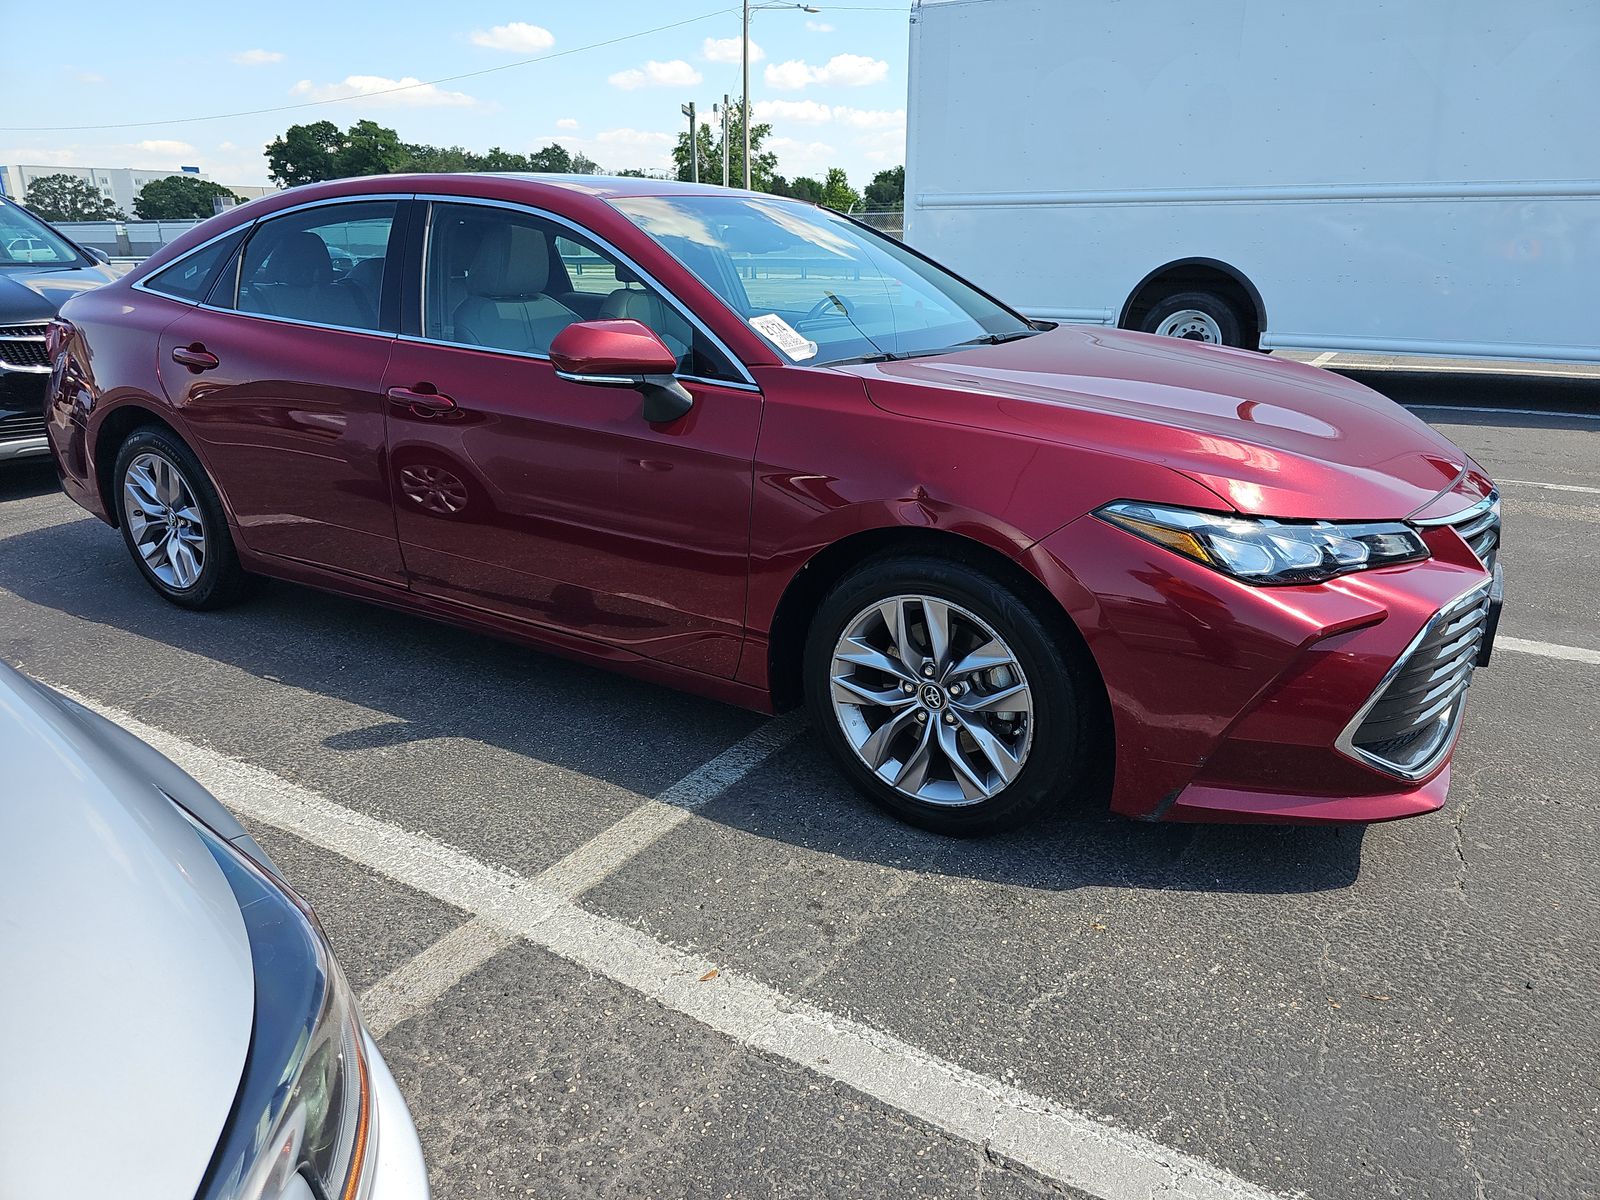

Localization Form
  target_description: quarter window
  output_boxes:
[422,202,738,380]
[227,201,398,332]
[141,230,246,302]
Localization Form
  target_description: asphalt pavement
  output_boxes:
[2,356,1595,1200]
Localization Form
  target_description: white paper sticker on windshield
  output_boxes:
[749,313,818,362]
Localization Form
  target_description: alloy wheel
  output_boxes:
[399,463,470,515]
[123,451,207,590]
[829,594,1034,806]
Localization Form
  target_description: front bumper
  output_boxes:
[363,1033,431,1199]
[1035,511,1496,824]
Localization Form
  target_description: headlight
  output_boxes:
[195,822,373,1200]
[1096,500,1429,585]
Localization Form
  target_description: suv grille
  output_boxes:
[0,323,50,371]
[1341,582,1492,779]
[0,410,46,441]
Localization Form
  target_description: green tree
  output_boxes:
[818,167,861,212]
[337,120,407,178]
[863,165,904,211]
[526,143,572,173]
[266,119,404,186]
[133,175,244,219]
[672,99,778,189]
[786,176,825,203]
[570,151,600,175]
[401,143,473,173]
[24,173,123,221]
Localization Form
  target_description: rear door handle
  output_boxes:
[386,385,457,416]
[171,344,220,372]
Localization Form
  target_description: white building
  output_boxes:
[0,164,276,215]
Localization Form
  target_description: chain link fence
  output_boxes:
[850,210,904,240]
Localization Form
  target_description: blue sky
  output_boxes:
[1,2,912,191]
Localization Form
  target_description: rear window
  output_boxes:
[141,230,246,302]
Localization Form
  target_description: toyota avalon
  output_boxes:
[44,175,1502,834]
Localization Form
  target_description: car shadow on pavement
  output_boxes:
[0,461,63,504]
[0,517,1364,895]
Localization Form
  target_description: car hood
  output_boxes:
[0,666,253,1200]
[0,262,117,323]
[847,325,1472,520]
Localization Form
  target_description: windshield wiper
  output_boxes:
[955,329,1040,347]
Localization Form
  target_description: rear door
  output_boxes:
[157,198,409,584]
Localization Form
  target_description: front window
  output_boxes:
[0,199,85,268]
[611,194,1036,366]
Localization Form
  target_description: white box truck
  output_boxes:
[904,0,1600,363]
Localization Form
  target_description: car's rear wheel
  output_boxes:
[113,427,250,610]
[804,554,1092,835]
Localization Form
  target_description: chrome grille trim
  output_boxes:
[1336,579,1493,781]
[1415,488,1500,568]
[0,322,50,373]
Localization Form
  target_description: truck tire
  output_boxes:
[1139,290,1247,348]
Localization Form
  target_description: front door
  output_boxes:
[157,198,406,584]
[381,200,760,676]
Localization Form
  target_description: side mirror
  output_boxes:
[87,247,111,265]
[549,319,693,424]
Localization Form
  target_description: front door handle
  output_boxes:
[386,385,458,416]
[171,344,220,372]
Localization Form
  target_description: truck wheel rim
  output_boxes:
[829,594,1034,807]
[123,452,207,590]
[1155,308,1224,343]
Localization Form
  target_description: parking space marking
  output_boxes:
[65,688,1293,1200]
[1308,351,1339,367]
[1499,478,1600,496]
[1407,404,1600,421]
[360,917,518,1038]
[1499,637,1600,667]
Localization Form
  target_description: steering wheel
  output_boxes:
[801,293,854,324]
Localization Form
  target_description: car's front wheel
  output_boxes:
[804,554,1092,835]
[113,427,251,610]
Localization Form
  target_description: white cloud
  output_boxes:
[68,69,107,85]
[289,75,478,108]
[608,59,703,91]
[576,128,676,171]
[763,53,887,91]
[755,101,905,130]
[218,141,238,151]
[702,36,762,64]
[766,137,837,177]
[856,128,906,165]
[805,20,834,33]
[469,22,555,53]
[556,117,580,130]
[136,140,198,157]
[231,49,283,65]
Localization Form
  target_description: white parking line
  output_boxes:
[1308,351,1339,368]
[1498,478,1600,496]
[361,918,517,1038]
[63,689,1293,1200]
[1406,404,1600,421]
[1499,637,1600,667]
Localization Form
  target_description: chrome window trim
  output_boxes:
[190,302,401,341]
[1333,577,1493,782]
[553,368,640,386]
[413,194,758,390]
[393,331,760,393]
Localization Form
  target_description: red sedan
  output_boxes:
[44,175,1501,834]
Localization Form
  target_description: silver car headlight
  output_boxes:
[195,822,374,1200]
[1096,500,1429,585]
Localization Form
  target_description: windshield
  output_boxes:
[0,199,86,268]
[611,194,1034,366]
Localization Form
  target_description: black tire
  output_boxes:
[803,553,1095,836]
[1139,289,1248,349]
[112,426,252,610]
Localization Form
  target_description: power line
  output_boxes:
[0,8,738,133]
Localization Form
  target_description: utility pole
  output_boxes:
[716,95,731,187]
[680,102,698,184]
[742,4,820,190]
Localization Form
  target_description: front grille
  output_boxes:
[0,410,46,441]
[1425,490,1500,569]
[1342,582,1492,778]
[0,323,50,371]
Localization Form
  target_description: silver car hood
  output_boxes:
[0,668,254,1200]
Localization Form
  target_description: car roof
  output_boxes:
[280,172,793,203]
